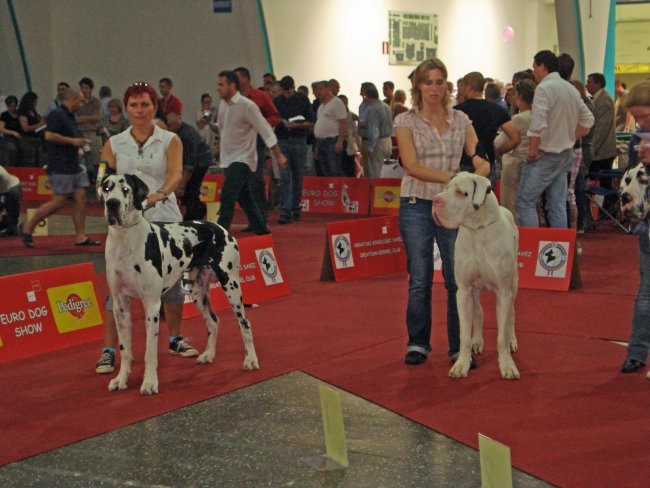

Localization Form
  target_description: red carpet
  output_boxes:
[0,213,648,488]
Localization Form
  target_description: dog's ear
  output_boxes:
[124,174,150,211]
[471,176,493,210]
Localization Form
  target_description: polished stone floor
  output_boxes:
[0,371,553,488]
[0,212,554,487]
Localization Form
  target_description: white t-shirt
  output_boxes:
[314,97,347,139]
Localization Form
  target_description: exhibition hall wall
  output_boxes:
[1,0,644,118]
[262,0,557,108]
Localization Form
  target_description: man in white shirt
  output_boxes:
[313,80,347,176]
[215,70,286,235]
[515,50,594,228]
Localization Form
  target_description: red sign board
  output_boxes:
[0,263,103,364]
[322,216,406,281]
[183,233,290,318]
[6,166,52,201]
[433,226,576,291]
[301,176,370,215]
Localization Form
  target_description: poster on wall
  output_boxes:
[388,11,438,66]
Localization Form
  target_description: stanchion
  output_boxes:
[478,433,513,488]
[302,384,349,471]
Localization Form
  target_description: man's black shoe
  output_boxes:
[404,351,427,365]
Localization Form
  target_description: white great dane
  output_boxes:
[432,172,519,379]
[101,174,259,395]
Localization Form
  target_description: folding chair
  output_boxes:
[585,169,629,232]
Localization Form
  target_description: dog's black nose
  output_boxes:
[105,198,120,210]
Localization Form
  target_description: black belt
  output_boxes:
[317,136,337,142]
[279,134,307,140]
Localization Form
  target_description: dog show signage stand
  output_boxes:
[321,216,406,282]
[432,227,577,292]
[0,263,103,364]
[182,233,290,318]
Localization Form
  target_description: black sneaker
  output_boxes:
[278,216,292,224]
[95,350,115,374]
[292,214,301,222]
[241,224,254,233]
[405,351,427,365]
[169,336,199,357]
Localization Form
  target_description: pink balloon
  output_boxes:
[502,26,515,43]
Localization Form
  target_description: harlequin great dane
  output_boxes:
[432,172,519,379]
[620,163,650,223]
[101,174,259,395]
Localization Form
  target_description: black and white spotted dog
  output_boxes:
[101,174,259,395]
[620,163,650,222]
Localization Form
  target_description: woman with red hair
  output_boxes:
[95,82,197,375]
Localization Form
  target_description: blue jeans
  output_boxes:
[317,137,345,177]
[278,137,307,220]
[627,222,650,364]
[516,148,574,228]
[399,197,460,356]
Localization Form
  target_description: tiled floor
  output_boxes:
[0,371,553,487]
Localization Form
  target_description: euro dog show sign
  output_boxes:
[7,166,52,201]
[301,177,370,215]
[0,263,103,364]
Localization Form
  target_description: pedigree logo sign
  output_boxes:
[37,174,52,196]
[0,263,103,364]
[47,282,102,333]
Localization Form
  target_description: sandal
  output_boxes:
[75,238,101,246]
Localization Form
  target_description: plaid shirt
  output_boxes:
[395,106,470,199]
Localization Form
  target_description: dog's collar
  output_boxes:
[460,217,499,231]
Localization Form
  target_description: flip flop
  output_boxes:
[75,238,101,246]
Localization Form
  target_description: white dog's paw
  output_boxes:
[243,355,259,371]
[471,338,484,354]
[108,377,128,391]
[449,360,470,378]
[499,360,520,380]
[140,376,159,395]
[197,350,215,364]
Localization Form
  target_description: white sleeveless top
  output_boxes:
[110,124,183,223]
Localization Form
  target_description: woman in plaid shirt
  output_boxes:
[395,58,490,366]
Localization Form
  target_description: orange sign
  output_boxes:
[371,178,402,215]
[0,263,103,364]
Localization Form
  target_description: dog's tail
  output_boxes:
[243,303,259,308]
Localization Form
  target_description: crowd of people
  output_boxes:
[1,52,648,378]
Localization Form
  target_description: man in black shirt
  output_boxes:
[455,71,520,185]
[166,113,213,221]
[274,76,315,224]
[21,89,99,248]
